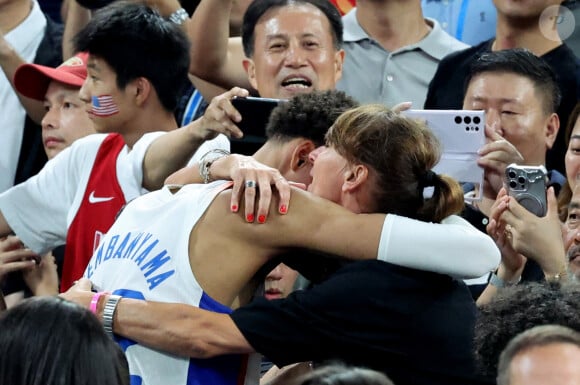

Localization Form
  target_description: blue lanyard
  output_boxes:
[456,0,470,41]
[181,88,203,126]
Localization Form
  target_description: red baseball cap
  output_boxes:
[14,52,89,101]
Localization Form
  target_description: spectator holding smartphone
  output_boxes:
[459,48,564,299]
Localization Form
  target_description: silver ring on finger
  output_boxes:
[245,180,257,189]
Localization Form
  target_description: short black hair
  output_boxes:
[74,1,191,112]
[465,48,561,115]
[0,297,129,385]
[242,0,343,58]
[475,281,580,379]
[265,90,358,146]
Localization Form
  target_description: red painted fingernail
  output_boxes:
[231,205,238,212]
[258,215,266,223]
[247,214,254,222]
[279,205,287,214]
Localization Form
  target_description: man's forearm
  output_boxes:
[62,0,91,59]
[189,0,232,79]
[188,0,250,91]
[110,297,253,358]
[141,120,207,190]
[0,36,45,123]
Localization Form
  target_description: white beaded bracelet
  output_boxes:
[168,8,188,25]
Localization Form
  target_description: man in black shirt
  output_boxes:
[425,0,580,175]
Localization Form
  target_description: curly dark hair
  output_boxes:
[265,90,358,146]
[474,281,580,378]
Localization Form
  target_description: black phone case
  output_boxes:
[231,97,284,137]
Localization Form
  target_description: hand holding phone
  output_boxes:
[504,163,548,217]
[401,109,485,200]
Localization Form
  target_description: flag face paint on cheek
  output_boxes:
[91,95,120,117]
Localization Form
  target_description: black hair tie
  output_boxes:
[418,170,437,188]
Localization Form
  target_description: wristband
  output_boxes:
[89,292,106,314]
[199,149,230,183]
[102,295,122,338]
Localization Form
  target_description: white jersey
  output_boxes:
[0,133,160,254]
[0,133,229,256]
[85,182,259,385]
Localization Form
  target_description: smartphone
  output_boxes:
[504,163,548,217]
[401,109,485,200]
[231,96,286,137]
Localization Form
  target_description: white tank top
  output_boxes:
[85,181,260,385]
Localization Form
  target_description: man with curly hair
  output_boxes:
[475,282,580,381]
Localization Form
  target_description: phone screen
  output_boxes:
[401,109,485,201]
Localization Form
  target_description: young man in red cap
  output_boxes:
[0,52,95,303]
[15,52,95,160]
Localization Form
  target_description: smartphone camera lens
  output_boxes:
[454,116,462,124]
[473,116,481,124]
[509,180,517,189]
[518,176,526,185]
[508,170,517,179]
[464,116,472,124]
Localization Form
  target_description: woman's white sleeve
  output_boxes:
[377,214,500,278]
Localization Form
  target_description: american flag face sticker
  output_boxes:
[91,95,120,117]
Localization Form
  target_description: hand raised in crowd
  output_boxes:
[486,190,527,279]
[209,154,305,223]
[0,236,39,283]
[477,130,524,199]
[192,87,249,140]
[487,187,567,278]
[23,253,59,296]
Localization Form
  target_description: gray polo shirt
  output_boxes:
[337,9,469,108]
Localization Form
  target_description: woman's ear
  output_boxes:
[342,164,368,192]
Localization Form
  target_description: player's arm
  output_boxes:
[62,280,253,357]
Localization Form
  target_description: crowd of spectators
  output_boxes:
[0,0,579,384]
